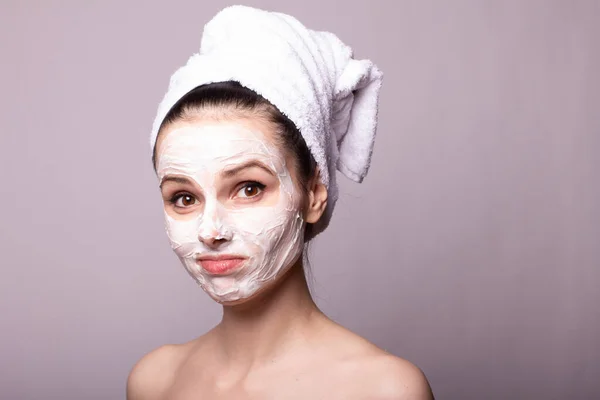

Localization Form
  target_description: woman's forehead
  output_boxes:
[159,120,279,155]
[156,120,287,177]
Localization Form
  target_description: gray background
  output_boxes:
[1,1,599,399]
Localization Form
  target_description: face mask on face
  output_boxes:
[156,123,305,303]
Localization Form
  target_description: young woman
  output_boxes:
[128,6,433,400]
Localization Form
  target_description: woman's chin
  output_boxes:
[209,279,278,307]
[214,295,252,306]
[209,286,266,306]
[205,262,300,306]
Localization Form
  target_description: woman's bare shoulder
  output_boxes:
[125,338,203,400]
[321,323,434,399]
[356,353,434,399]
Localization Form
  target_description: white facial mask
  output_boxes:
[156,123,305,303]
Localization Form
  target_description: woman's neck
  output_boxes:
[213,259,326,366]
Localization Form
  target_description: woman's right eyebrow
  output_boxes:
[159,175,193,189]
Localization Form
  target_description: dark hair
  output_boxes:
[152,81,318,240]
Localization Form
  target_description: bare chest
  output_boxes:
[163,364,364,400]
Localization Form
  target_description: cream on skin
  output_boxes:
[156,122,305,304]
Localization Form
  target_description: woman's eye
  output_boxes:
[236,182,265,199]
[171,194,197,208]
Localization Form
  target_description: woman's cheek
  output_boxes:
[164,212,203,256]
[228,206,288,237]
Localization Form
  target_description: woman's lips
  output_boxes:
[196,255,246,275]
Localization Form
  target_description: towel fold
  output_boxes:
[150,5,383,237]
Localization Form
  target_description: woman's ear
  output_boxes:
[305,168,328,224]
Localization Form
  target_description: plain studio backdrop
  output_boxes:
[1,1,598,399]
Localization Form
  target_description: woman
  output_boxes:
[128,6,433,399]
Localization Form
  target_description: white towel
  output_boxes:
[150,5,383,237]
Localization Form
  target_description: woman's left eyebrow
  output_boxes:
[221,160,276,177]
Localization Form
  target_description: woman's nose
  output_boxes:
[197,203,231,248]
[198,229,230,248]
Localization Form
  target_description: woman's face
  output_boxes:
[155,116,305,304]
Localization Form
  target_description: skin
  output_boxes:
[127,112,434,400]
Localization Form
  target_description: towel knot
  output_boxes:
[331,58,383,183]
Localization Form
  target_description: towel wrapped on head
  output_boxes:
[150,5,383,237]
